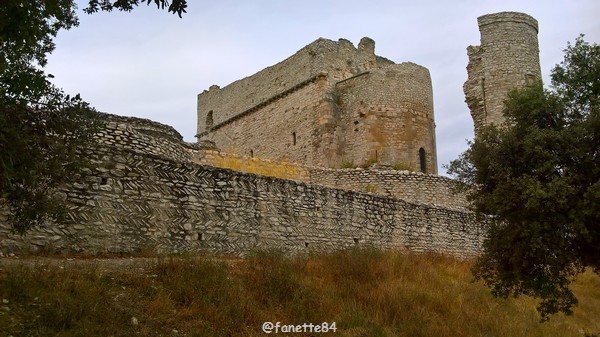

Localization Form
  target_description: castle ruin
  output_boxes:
[464,12,542,137]
[197,37,437,174]
[0,12,544,258]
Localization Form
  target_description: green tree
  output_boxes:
[448,36,599,320]
[0,0,187,234]
[85,0,188,17]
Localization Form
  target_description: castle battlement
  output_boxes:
[477,11,539,32]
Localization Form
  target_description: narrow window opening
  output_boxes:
[250,149,254,158]
[292,132,297,145]
[419,148,427,173]
[101,177,108,185]
[198,233,204,241]
[206,110,214,130]
[353,238,359,244]
[304,242,309,248]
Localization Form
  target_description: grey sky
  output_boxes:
[45,0,600,175]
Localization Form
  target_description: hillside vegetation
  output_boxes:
[0,249,598,336]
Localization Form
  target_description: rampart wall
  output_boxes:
[308,168,468,211]
[193,149,467,211]
[97,113,192,162]
[0,114,483,258]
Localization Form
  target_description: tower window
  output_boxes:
[250,149,254,158]
[292,132,297,145]
[419,148,427,173]
[206,110,214,130]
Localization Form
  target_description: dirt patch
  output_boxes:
[0,256,157,274]
[0,255,245,275]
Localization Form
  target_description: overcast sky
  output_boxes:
[45,0,599,175]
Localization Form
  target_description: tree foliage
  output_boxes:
[85,0,188,17]
[448,36,599,320]
[1,0,187,234]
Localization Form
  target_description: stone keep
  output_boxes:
[464,12,542,137]
[197,37,438,174]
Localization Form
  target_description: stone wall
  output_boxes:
[198,74,331,166]
[0,114,484,258]
[192,149,466,211]
[197,37,438,170]
[96,113,192,162]
[193,148,311,181]
[464,12,542,137]
[0,149,484,258]
[307,168,468,211]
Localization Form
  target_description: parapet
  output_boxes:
[477,11,538,32]
[100,113,184,143]
[96,112,191,163]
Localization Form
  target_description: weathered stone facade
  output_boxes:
[0,114,483,258]
[192,148,468,211]
[2,11,546,258]
[307,168,468,211]
[197,37,437,174]
[464,12,542,137]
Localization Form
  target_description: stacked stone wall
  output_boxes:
[0,147,483,258]
[307,168,468,211]
[97,113,192,162]
[0,114,483,258]
[191,149,467,211]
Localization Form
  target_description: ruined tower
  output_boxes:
[464,12,542,137]
[197,37,437,173]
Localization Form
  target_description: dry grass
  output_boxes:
[203,153,308,181]
[1,249,598,336]
[392,162,417,172]
[364,184,378,193]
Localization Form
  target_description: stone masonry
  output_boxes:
[191,148,468,211]
[0,114,484,258]
[0,11,545,258]
[197,37,437,174]
[464,12,542,137]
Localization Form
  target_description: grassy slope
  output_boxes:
[0,249,598,337]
